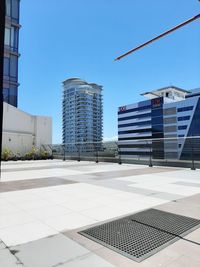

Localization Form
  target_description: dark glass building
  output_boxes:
[3,0,20,107]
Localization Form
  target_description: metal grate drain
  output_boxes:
[79,209,200,262]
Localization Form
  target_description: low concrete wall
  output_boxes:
[2,103,52,156]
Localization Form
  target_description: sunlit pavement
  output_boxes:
[0,160,200,267]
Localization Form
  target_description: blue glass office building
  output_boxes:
[118,86,200,160]
[3,0,20,107]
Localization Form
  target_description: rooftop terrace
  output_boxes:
[0,160,200,267]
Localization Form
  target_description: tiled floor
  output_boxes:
[0,160,200,266]
[0,177,77,193]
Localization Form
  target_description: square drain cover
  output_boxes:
[79,209,200,262]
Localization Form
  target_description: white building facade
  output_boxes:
[2,102,52,156]
[62,78,103,152]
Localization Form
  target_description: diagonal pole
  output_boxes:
[0,0,5,179]
[115,14,200,61]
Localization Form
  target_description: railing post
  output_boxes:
[94,143,99,163]
[149,141,153,167]
[63,144,66,161]
[117,142,122,165]
[190,138,196,170]
[77,144,81,162]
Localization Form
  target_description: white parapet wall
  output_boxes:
[2,102,52,156]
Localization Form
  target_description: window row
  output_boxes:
[151,108,163,118]
[3,87,18,107]
[118,105,151,115]
[118,128,152,135]
[177,106,193,112]
[152,116,163,125]
[118,120,151,128]
[118,112,151,122]
[5,26,19,51]
[6,0,20,21]
[3,56,18,79]
[178,125,187,130]
[178,116,190,121]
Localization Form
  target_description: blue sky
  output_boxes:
[18,0,200,143]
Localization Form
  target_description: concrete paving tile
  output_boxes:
[1,162,94,173]
[65,230,104,252]
[156,201,200,220]
[184,228,200,243]
[61,253,115,267]
[0,221,58,246]
[44,212,98,231]
[26,205,72,220]
[140,247,183,267]
[165,239,200,260]
[0,240,6,249]
[1,168,81,182]
[90,179,161,197]
[13,198,53,210]
[166,255,200,267]
[0,211,35,229]
[60,198,103,211]
[130,183,200,197]
[0,177,77,193]
[80,205,129,221]
[174,181,200,187]
[0,247,23,266]
[11,234,91,267]
[0,202,22,216]
[94,246,140,267]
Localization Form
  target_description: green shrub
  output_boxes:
[41,150,50,159]
[2,148,12,161]
[25,146,38,160]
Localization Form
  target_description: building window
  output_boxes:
[11,26,19,51]
[10,55,18,78]
[118,120,151,128]
[118,104,151,115]
[151,108,163,117]
[6,0,11,16]
[5,27,11,46]
[3,88,9,103]
[178,125,187,130]
[178,116,190,121]
[152,124,164,133]
[11,0,19,21]
[152,116,163,125]
[118,112,151,121]
[177,106,193,112]
[3,57,10,76]
[9,86,18,106]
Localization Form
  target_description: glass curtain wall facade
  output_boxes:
[118,87,200,160]
[62,78,103,152]
[3,0,20,107]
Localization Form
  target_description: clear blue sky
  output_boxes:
[18,0,200,143]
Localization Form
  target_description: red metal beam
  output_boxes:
[115,14,200,61]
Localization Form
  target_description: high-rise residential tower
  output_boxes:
[4,0,20,107]
[62,78,103,151]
